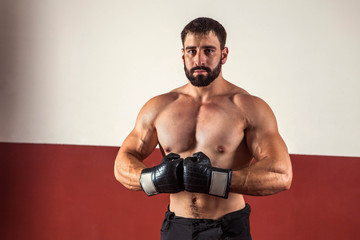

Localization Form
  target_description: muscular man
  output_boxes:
[114,17,292,240]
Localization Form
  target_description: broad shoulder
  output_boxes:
[146,91,180,109]
[233,92,268,110]
[231,89,277,129]
[136,91,180,125]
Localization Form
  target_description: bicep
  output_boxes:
[120,100,160,161]
[245,98,289,164]
[120,124,158,161]
[117,92,177,163]
[114,116,158,189]
[247,130,288,164]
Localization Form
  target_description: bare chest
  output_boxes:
[155,98,250,168]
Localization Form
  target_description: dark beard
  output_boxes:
[184,59,222,87]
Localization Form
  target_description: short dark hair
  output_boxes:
[181,17,227,49]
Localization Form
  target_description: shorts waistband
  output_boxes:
[165,203,251,224]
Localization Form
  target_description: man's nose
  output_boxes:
[194,52,206,66]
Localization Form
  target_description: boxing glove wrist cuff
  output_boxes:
[209,168,232,199]
[139,169,159,196]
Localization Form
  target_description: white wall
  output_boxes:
[1,0,359,157]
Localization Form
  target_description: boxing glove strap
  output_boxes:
[209,169,232,198]
[139,170,159,196]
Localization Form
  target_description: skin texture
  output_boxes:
[114,31,293,219]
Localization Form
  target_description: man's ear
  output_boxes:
[221,47,229,64]
[181,48,185,63]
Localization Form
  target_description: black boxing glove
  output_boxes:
[139,153,184,196]
[183,152,232,199]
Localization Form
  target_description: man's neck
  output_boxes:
[185,75,228,103]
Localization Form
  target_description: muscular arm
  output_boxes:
[114,99,160,191]
[231,97,293,196]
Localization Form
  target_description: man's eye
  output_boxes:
[205,49,214,53]
[189,50,196,54]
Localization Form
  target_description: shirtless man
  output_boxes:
[114,17,292,239]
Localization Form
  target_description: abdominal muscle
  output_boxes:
[162,147,249,220]
[169,190,246,220]
[161,140,250,219]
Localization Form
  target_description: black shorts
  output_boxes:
[160,203,251,240]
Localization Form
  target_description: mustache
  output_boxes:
[190,66,211,72]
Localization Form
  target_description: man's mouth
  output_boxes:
[191,67,210,74]
[193,70,208,74]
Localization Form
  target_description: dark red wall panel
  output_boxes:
[246,154,360,239]
[1,143,359,239]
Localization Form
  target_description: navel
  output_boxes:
[190,195,200,218]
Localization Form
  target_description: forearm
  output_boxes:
[114,150,147,191]
[230,158,292,196]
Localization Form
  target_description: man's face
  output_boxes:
[182,32,227,87]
